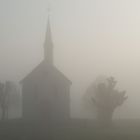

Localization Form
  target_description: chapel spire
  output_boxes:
[44,14,54,65]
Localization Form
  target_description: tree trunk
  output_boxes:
[1,108,6,120]
[97,109,113,127]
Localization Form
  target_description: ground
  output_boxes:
[0,119,140,140]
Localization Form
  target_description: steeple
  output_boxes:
[44,16,54,65]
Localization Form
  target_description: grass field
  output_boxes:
[0,119,140,140]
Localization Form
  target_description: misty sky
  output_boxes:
[0,0,140,119]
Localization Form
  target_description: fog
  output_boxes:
[0,0,140,119]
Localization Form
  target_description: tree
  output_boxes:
[86,76,128,126]
[0,82,8,120]
[0,81,20,120]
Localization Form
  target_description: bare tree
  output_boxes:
[86,76,128,126]
[0,82,8,120]
[0,81,18,120]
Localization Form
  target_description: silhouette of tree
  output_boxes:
[86,76,128,126]
[0,82,8,120]
[0,81,17,120]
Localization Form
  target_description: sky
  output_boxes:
[0,0,140,119]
